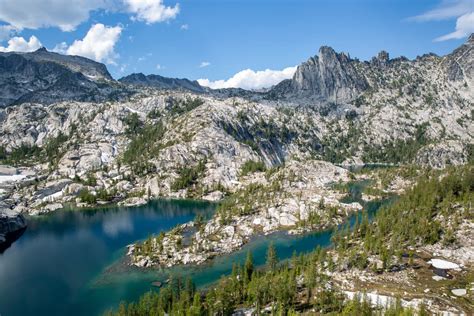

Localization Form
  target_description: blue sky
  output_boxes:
[0,0,473,89]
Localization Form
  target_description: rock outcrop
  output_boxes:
[271,46,369,103]
[119,73,205,93]
[0,48,131,107]
[0,208,27,248]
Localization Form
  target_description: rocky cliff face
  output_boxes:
[270,35,473,106]
[0,207,27,248]
[119,73,205,93]
[443,34,474,83]
[0,48,130,107]
[271,46,369,103]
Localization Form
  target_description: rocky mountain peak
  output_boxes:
[0,49,128,107]
[35,47,48,53]
[270,45,369,103]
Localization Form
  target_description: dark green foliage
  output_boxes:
[240,160,266,176]
[321,122,362,163]
[122,121,166,176]
[244,251,254,281]
[96,188,116,202]
[171,160,206,191]
[218,116,295,158]
[84,173,97,186]
[362,123,429,164]
[0,143,41,165]
[168,97,204,116]
[104,277,197,316]
[124,113,143,136]
[266,242,277,272]
[0,132,70,167]
[0,146,7,160]
[44,132,69,165]
[78,188,97,204]
[216,183,267,224]
[334,164,473,269]
[467,143,474,164]
[147,108,161,119]
[108,246,422,316]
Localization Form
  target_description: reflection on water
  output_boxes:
[0,199,215,316]
[102,213,134,237]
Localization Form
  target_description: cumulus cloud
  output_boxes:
[124,0,179,24]
[54,23,122,64]
[410,0,473,41]
[199,61,210,68]
[198,66,297,90]
[0,0,179,33]
[0,0,108,32]
[0,25,17,41]
[0,35,42,52]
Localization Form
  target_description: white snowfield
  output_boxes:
[344,291,423,309]
[427,259,461,270]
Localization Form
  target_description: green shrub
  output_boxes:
[171,160,206,191]
[240,160,266,176]
[78,188,97,204]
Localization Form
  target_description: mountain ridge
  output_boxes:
[0,35,472,108]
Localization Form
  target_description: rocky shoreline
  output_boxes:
[0,208,27,250]
[127,160,365,268]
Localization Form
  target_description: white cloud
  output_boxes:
[0,35,42,52]
[156,64,163,70]
[54,23,122,64]
[52,42,68,54]
[410,0,472,21]
[124,0,179,24]
[435,12,474,41]
[199,61,210,68]
[0,0,109,32]
[410,0,473,41]
[198,66,297,90]
[0,0,178,33]
[0,25,17,41]
[180,24,188,30]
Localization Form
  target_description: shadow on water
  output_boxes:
[0,227,26,254]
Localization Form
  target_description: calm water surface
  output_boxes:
[0,181,391,316]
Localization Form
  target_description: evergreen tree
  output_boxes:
[244,251,254,281]
[266,242,278,272]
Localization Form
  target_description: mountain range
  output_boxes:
[0,34,472,214]
[1,34,472,109]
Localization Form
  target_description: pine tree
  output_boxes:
[244,251,254,282]
[189,293,201,316]
[266,242,278,272]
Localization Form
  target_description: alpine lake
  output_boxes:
[0,179,393,316]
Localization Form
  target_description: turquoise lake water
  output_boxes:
[0,182,390,316]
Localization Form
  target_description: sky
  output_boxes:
[0,0,473,89]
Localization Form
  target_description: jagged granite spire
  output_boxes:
[270,45,369,103]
